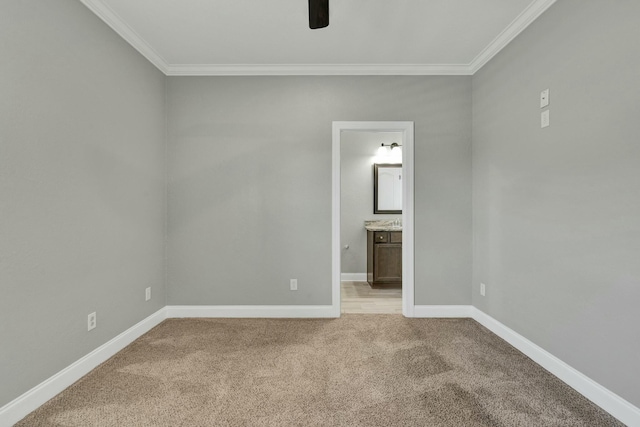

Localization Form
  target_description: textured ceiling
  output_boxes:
[80,0,557,75]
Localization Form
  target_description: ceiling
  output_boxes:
[80,0,557,76]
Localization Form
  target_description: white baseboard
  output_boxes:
[166,305,337,318]
[414,304,639,425]
[0,307,167,427]
[341,273,367,282]
[471,307,640,427]
[413,305,474,318]
[3,304,637,427]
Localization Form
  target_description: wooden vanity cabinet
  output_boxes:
[367,230,402,287]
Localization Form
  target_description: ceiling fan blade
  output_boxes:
[309,0,329,29]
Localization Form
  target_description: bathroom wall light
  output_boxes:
[377,142,402,156]
[375,142,403,163]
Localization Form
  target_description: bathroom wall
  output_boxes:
[472,0,640,407]
[167,76,472,306]
[0,0,166,407]
[340,131,402,275]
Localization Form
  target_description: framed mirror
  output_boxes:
[373,163,402,214]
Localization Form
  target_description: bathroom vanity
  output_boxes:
[365,221,402,287]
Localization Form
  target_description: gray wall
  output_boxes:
[167,76,472,306]
[340,131,402,274]
[0,0,166,407]
[472,0,640,408]
[3,0,637,415]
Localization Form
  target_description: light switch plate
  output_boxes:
[540,89,550,108]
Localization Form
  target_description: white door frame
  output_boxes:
[332,121,415,317]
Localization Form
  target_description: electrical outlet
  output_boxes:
[87,312,96,331]
[290,279,298,291]
[480,283,486,297]
[145,287,151,301]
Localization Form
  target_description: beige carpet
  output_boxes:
[17,316,623,426]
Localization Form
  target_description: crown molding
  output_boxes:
[469,0,557,74]
[79,0,170,74]
[165,63,472,76]
[81,0,556,77]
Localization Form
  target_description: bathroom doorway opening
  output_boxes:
[331,122,414,317]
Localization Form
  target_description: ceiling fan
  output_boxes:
[309,0,329,29]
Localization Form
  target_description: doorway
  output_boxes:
[331,121,415,317]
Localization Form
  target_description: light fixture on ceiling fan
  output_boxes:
[309,0,329,29]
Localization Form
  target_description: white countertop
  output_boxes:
[364,220,402,232]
